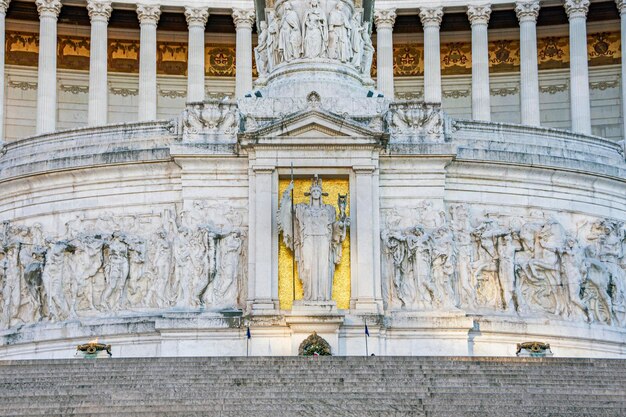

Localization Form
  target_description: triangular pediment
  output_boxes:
[239,109,386,146]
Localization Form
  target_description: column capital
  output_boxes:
[35,0,61,17]
[564,0,590,20]
[419,7,443,28]
[467,4,491,26]
[185,6,209,28]
[232,8,255,30]
[374,8,397,30]
[515,1,540,23]
[616,0,626,15]
[87,0,112,23]
[0,0,10,15]
[137,3,161,25]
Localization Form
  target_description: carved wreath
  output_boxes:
[298,332,332,356]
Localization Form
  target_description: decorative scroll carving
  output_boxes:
[0,210,246,329]
[180,99,240,142]
[385,101,446,142]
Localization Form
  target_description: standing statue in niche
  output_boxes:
[302,0,328,59]
[278,176,349,302]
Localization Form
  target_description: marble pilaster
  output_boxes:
[516,1,541,127]
[467,4,492,122]
[0,0,9,143]
[232,8,255,99]
[87,0,112,126]
[420,7,443,103]
[374,9,397,99]
[137,4,161,121]
[35,0,62,135]
[565,0,592,135]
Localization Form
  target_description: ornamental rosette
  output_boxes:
[419,7,444,28]
[35,0,61,17]
[467,4,492,26]
[374,9,397,29]
[515,1,540,23]
[564,0,590,19]
[185,7,209,28]
[0,0,10,15]
[231,8,255,29]
[87,0,113,23]
[137,4,161,25]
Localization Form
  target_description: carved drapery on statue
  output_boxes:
[0,207,245,329]
[254,0,374,81]
[278,176,349,303]
[381,204,626,328]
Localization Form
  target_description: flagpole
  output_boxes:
[365,318,369,357]
[290,163,296,304]
[246,326,250,357]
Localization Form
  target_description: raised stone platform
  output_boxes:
[0,356,624,416]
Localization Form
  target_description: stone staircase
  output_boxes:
[0,356,625,417]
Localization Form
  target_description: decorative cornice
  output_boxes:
[136,4,161,25]
[0,0,10,15]
[35,0,61,17]
[616,0,626,16]
[467,4,491,26]
[419,7,443,29]
[564,0,590,20]
[515,1,540,23]
[232,8,255,29]
[87,0,113,23]
[374,9,397,30]
[184,6,209,28]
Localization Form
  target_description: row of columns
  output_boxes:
[13,0,256,135]
[373,0,620,136]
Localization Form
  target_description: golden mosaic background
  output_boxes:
[4,30,621,77]
[278,177,351,310]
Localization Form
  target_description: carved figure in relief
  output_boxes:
[327,3,352,62]
[302,0,328,59]
[279,2,302,62]
[449,204,476,308]
[173,226,193,307]
[360,22,374,77]
[255,21,270,78]
[431,226,457,309]
[42,240,71,321]
[471,218,509,310]
[278,176,349,302]
[350,12,364,68]
[125,239,148,308]
[69,234,104,313]
[560,236,589,320]
[208,230,243,308]
[147,228,173,308]
[20,247,47,323]
[101,233,130,311]
[267,11,282,68]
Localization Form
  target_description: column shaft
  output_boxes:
[374,9,396,99]
[420,7,443,103]
[516,1,541,126]
[35,0,62,135]
[87,1,112,126]
[137,5,160,121]
[566,0,591,135]
[468,5,492,122]
[232,8,255,99]
[617,1,626,146]
[185,7,209,103]
[0,1,8,143]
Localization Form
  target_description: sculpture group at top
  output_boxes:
[254,0,374,80]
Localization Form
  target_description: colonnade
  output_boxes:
[0,1,624,139]
[374,0,625,136]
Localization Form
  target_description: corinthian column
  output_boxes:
[374,9,396,99]
[516,1,541,127]
[185,7,209,103]
[87,0,112,126]
[35,0,62,134]
[232,8,255,98]
[137,4,161,121]
[0,0,9,143]
[420,7,443,103]
[565,0,591,135]
[616,0,626,146]
[467,4,491,121]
